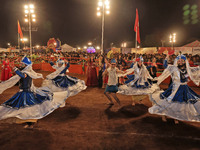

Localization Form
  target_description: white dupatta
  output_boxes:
[0,65,43,94]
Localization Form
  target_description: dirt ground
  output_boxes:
[0,71,200,150]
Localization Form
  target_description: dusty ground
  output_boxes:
[0,71,200,150]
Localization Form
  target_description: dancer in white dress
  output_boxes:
[148,54,200,123]
[0,57,69,128]
[118,56,159,97]
[43,58,87,97]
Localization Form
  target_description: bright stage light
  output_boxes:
[98,1,103,7]
[97,12,101,16]
[106,5,110,9]
[106,10,110,14]
[29,4,34,9]
[21,38,28,42]
[24,5,28,9]
[30,9,34,13]
[25,10,29,14]
[88,42,92,46]
[105,0,110,6]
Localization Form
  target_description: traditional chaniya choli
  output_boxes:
[42,59,87,97]
[118,58,159,95]
[0,57,69,120]
[149,55,200,122]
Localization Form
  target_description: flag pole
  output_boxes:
[135,25,137,58]
[18,33,20,49]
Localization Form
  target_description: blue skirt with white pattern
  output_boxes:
[2,90,52,109]
[160,84,200,104]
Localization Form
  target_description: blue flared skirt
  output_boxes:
[125,74,135,84]
[160,84,200,104]
[2,90,52,109]
[53,75,78,88]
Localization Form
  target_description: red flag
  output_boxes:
[134,9,140,44]
[18,21,24,43]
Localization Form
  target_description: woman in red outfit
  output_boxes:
[1,56,12,81]
[86,55,98,86]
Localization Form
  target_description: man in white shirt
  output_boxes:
[103,59,125,105]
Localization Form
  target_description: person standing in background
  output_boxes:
[1,56,12,82]
[86,55,98,87]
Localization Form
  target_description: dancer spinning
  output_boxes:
[43,58,86,97]
[103,59,125,105]
[149,54,200,123]
[118,56,159,105]
[0,57,69,128]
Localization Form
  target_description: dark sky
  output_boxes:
[0,0,200,48]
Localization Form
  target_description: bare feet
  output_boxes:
[138,100,143,104]
[162,116,167,122]
[174,119,179,124]
[107,102,114,105]
[132,102,135,106]
[24,125,29,129]
[24,124,34,129]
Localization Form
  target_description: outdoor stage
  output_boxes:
[0,71,199,150]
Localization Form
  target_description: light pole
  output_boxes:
[161,40,165,47]
[169,33,176,50]
[97,0,110,54]
[121,42,127,48]
[24,4,36,60]
[121,42,127,54]
[88,42,92,46]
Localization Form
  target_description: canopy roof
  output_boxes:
[183,40,200,47]
[61,44,73,49]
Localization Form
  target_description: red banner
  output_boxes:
[158,47,174,55]
[18,21,24,43]
[134,8,140,44]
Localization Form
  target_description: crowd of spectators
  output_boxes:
[0,51,200,69]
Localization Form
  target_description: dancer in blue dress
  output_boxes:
[43,58,86,97]
[149,54,200,123]
[0,57,69,128]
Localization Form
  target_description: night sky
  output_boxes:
[0,0,200,48]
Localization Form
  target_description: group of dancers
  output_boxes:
[0,53,199,129]
[103,54,200,124]
[0,56,86,128]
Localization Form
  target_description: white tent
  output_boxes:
[182,40,200,55]
[0,48,9,52]
[61,44,75,52]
